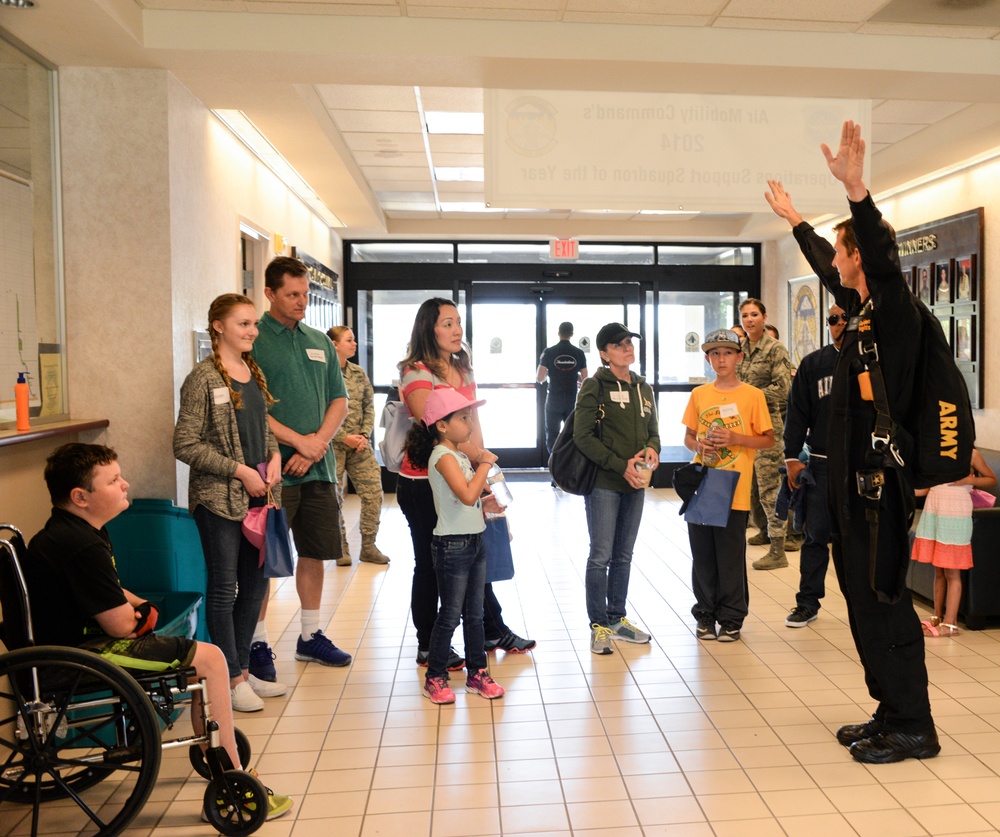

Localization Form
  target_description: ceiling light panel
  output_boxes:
[424,111,484,134]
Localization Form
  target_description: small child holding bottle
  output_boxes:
[403,388,506,704]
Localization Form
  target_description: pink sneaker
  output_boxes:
[423,676,456,704]
[465,669,505,699]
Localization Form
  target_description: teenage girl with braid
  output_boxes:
[174,294,288,713]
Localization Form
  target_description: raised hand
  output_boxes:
[821,120,867,200]
[764,180,803,227]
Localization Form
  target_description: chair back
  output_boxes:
[0,524,34,652]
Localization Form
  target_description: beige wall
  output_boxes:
[8,67,340,516]
[773,159,999,449]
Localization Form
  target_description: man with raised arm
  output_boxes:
[766,122,938,764]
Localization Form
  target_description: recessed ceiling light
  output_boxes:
[0,0,36,7]
[433,167,484,182]
[425,112,484,135]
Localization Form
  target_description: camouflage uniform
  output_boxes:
[738,334,792,541]
[333,361,385,555]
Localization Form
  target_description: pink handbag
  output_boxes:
[241,504,268,550]
[970,488,996,509]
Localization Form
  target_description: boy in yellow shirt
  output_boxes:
[682,330,774,641]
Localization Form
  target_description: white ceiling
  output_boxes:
[2,0,1000,240]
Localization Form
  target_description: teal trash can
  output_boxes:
[106,499,209,641]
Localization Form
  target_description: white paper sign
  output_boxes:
[485,90,870,213]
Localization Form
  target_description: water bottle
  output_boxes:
[486,464,514,507]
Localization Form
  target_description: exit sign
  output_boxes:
[550,239,579,260]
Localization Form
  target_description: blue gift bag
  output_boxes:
[263,504,295,578]
[483,517,514,583]
[683,466,740,528]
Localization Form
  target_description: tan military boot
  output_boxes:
[752,538,788,570]
[360,537,390,564]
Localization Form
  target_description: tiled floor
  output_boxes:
[13,482,1000,836]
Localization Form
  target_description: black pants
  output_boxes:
[396,475,509,648]
[830,478,934,734]
[796,459,831,612]
[688,510,749,627]
[544,395,575,454]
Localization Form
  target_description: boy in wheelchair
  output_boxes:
[24,443,293,821]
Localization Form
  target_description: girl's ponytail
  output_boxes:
[403,420,437,471]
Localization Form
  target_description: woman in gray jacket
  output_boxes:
[574,322,660,656]
[174,294,285,712]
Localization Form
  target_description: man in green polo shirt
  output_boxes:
[250,256,351,671]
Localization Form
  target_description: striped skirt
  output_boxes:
[911,484,973,570]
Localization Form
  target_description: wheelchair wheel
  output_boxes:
[202,769,267,835]
[189,726,252,779]
[0,645,161,836]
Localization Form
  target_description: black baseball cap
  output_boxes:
[596,322,641,348]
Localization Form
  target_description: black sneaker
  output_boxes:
[717,624,741,642]
[785,606,818,628]
[696,618,717,641]
[416,647,466,671]
[485,631,536,653]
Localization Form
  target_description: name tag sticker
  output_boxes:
[306,348,326,362]
[212,387,230,405]
[610,390,630,404]
[719,403,738,418]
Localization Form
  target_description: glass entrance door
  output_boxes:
[468,284,641,468]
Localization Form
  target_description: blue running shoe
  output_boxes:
[248,641,277,682]
[295,630,352,667]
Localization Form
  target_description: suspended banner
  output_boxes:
[484,90,870,214]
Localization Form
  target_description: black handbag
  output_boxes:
[548,385,604,496]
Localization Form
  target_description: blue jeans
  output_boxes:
[193,505,269,679]
[797,459,831,613]
[428,533,487,680]
[585,488,645,626]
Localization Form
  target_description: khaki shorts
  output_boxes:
[281,481,343,562]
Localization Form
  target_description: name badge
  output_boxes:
[305,348,326,362]
[610,390,630,404]
[719,402,738,418]
[212,386,230,405]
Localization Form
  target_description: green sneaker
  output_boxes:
[249,769,293,820]
[609,617,651,644]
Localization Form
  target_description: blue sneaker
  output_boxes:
[294,630,352,667]
[248,641,277,682]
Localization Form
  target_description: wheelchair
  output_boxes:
[0,524,267,836]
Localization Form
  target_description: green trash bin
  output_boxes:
[106,499,209,641]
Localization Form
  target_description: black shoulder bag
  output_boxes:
[548,382,605,496]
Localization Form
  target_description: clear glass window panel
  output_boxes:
[351,242,454,263]
[543,302,635,372]
[657,246,755,266]
[458,243,653,264]
[657,292,735,385]
[476,388,537,448]
[370,290,464,386]
[658,392,695,463]
[470,303,537,384]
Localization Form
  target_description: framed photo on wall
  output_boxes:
[956,255,975,302]
[934,262,951,304]
[955,315,974,361]
[787,276,821,366]
[916,264,932,305]
[937,314,952,347]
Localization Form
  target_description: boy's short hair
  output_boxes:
[44,443,118,507]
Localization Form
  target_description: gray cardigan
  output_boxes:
[173,358,280,520]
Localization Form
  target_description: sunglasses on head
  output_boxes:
[827,314,849,326]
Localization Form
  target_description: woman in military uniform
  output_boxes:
[737,299,792,569]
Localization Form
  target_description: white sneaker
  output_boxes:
[248,674,288,698]
[231,679,264,712]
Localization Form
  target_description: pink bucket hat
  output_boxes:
[423,389,487,426]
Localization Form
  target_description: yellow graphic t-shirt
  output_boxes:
[682,382,773,511]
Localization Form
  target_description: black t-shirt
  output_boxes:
[539,340,587,398]
[25,508,129,647]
